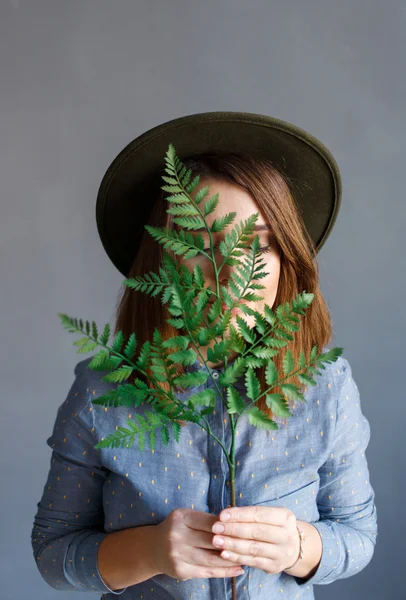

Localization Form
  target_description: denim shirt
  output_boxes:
[31,352,377,599]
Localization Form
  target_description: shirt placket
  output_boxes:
[206,366,235,599]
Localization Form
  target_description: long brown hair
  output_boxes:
[113,152,333,432]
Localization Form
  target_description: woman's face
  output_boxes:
[176,177,281,367]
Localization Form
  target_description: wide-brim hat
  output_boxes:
[96,111,342,277]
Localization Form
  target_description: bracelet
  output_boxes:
[283,526,309,572]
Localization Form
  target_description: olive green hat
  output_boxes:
[96,111,342,277]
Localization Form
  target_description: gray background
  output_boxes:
[1,1,404,599]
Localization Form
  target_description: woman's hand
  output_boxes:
[152,508,246,581]
[210,505,300,574]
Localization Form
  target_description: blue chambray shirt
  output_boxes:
[31,352,377,599]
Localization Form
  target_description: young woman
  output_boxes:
[31,112,377,600]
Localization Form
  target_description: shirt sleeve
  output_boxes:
[31,359,128,595]
[294,358,378,587]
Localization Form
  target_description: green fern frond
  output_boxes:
[263,305,277,327]
[202,191,219,215]
[171,420,181,443]
[122,272,168,296]
[90,384,141,408]
[221,356,248,385]
[76,341,99,354]
[166,204,201,218]
[73,337,90,347]
[168,347,198,367]
[265,393,293,418]
[298,350,307,369]
[280,383,306,403]
[88,349,111,371]
[91,321,98,341]
[101,365,133,383]
[317,346,344,367]
[161,335,190,351]
[186,388,216,409]
[246,406,279,430]
[282,349,295,375]
[172,370,208,389]
[160,424,170,446]
[226,387,246,415]
[123,333,137,361]
[235,316,256,344]
[100,322,111,345]
[297,373,317,387]
[134,341,152,372]
[111,331,125,354]
[237,305,268,335]
[265,360,278,387]
[245,367,261,401]
[244,356,266,369]
[273,328,293,341]
[58,313,78,333]
[94,412,169,451]
[249,346,279,360]
[264,337,288,349]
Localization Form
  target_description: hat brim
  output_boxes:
[96,111,342,277]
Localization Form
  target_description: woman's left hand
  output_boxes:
[211,505,300,574]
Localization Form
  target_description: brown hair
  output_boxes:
[112,152,333,432]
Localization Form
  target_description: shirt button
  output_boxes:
[212,372,219,379]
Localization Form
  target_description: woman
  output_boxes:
[31,112,377,599]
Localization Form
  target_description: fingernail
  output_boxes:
[221,512,231,521]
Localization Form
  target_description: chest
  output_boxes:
[94,380,336,531]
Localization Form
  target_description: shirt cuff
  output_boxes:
[292,521,340,586]
[73,531,128,594]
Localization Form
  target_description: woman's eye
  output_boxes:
[203,245,271,253]
[259,245,272,254]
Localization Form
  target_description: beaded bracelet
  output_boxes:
[283,526,309,572]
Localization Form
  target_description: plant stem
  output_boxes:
[229,422,238,600]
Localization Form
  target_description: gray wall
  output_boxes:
[1,1,404,598]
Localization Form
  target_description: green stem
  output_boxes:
[200,417,235,472]
[229,422,238,600]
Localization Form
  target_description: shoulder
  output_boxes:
[61,357,106,420]
[309,353,351,396]
[73,357,111,390]
[323,354,371,437]
[53,356,116,434]
[317,345,351,378]
[74,356,115,382]
[318,354,358,410]
[329,355,359,400]
[335,354,352,378]
[74,356,95,377]
[47,358,107,457]
[54,358,93,423]
[302,354,352,423]
[316,351,353,389]
[69,357,117,414]
[319,353,349,376]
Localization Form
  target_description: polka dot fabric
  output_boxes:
[31,355,377,599]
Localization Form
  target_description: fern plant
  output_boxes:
[58,143,343,598]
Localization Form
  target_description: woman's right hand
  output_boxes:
[151,508,245,581]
